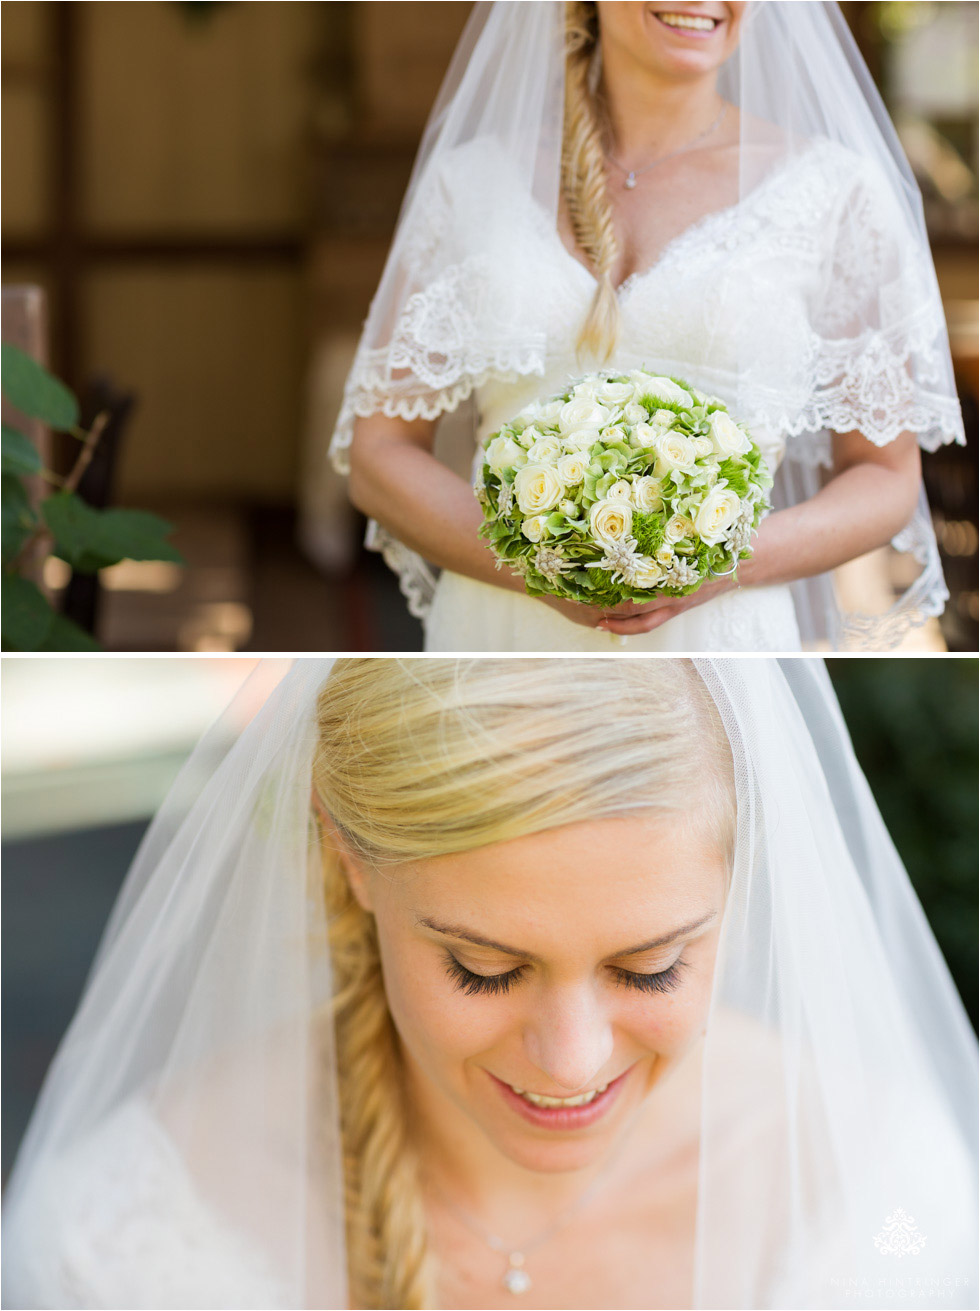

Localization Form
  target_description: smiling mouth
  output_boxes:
[651,11,722,33]
[507,1081,610,1108]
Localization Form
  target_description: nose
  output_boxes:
[522,983,615,1092]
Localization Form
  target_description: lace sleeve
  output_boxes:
[328,136,547,475]
[799,150,965,452]
[2,1102,290,1309]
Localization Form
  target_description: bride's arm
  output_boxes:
[602,432,922,637]
[348,413,528,593]
[349,414,609,628]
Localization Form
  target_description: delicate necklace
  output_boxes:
[606,102,728,189]
[432,1169,613,1296]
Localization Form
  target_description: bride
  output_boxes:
[3,659,976,1309]
[329,2,964,652]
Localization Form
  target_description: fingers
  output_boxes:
[599,605,684,635]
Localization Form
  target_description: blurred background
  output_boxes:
[1,1,977,651]
[2,654,977,1180]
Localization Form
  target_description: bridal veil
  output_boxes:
[2,658,975,1309]
[327,1,965,648]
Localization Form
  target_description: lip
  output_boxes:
[488,1068,631,1130]
[649,8,724,39]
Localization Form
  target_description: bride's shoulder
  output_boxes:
[4,1097,290,1309]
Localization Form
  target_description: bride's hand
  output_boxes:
[542,577,737,633]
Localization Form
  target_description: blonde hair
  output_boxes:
[314,659,733,1310]
[563,0,621,363]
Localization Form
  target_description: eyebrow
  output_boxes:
[415,911,718,962]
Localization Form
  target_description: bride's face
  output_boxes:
[596,2,747,82]
[354,814,727,1175]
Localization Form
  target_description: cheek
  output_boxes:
[374,936,512,1080]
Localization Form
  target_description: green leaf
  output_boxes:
[42,492,184,573]
[1,344,79,430]
[1,575,54,650]
[1,474,38,566]
[38,611,101,651]
[93,507,184,565]
[2,424,43,476]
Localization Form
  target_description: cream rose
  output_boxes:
[602,424,628,446]
[607,478,633,502]
[597,379,635,406]
[589,498,633,544]
[561,428,600,453]
[664,513,696,544]
[654,544,675,567]
[708,409,752,457]
[654,432,697,473]
[514,462,564,514]
[633,374,692,406]
[631,476,664,513]
[630,422,659,448]
[556,452,588,485]
[631,555,664,588]
[558,396,610,434]
[527,435,563,463]
[694,487,741,545]
[559,499,579,518]
[485,435,527,473]
[693,436,715,458]
[623,402,648,426]
[521,514,549,543]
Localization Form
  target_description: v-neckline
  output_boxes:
[549,145,810,303]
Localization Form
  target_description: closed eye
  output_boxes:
[443,951,686,997]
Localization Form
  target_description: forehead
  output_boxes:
[385,815,727,956]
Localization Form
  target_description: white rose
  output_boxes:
[602,424,628,446]
[653,409,677,427]
[589,498,634,545]
[597,379,635,406]
[559,396,610,434]
[557,452,589,485]
[537,400,564,426]
[631,555,664,589]
[561,428,600,453]
[654,544,675,567]
[559,499,579,518]
[623,402,648,425]
[517,423,544,448]
[664,513,696,544]
[514,463,564,514]
[607,479,633,502]
[527,435,563,463]
[522,514,549,543]
[708,409,752,457]
[693,436,715,458]
[485,435,527,473]
[630,422,660,448]
[632,374,692,407]
[572,379,601,401]
[694,487,741,545]
[654,432,697,473]
[631,477,664,513]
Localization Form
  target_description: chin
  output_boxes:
[639,4,739,76]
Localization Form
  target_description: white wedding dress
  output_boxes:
[361,135,946,653]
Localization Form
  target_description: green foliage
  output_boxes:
[632,511,666,556]
[2,475,38,565]
[2,425,43,476]
[828,659,979,1029]
[1,345,184,651]
[1,343,79,430]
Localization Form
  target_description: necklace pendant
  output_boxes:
[624,171,637,190]
[503,1252,531,1296]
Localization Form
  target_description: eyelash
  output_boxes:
[442,951,686,997]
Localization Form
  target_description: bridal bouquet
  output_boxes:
[476,369,772,606]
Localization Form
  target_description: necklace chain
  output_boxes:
[606,102,728,189]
